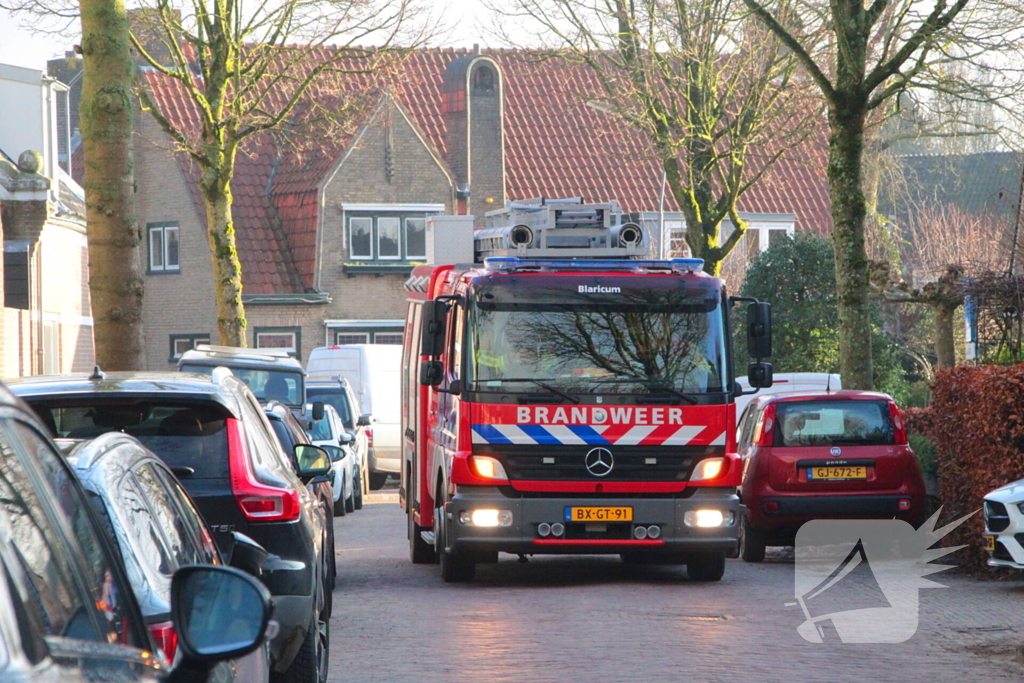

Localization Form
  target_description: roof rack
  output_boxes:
[482,257,705,273]
[193,344,294,360]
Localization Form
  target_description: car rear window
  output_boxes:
[774,400,894,447]
[32,401,231,479]
[181,364,304,406]
[306,388,354,429]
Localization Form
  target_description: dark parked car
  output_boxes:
[9,370,334,683]
[0,380,273,682]
[68,431,271,680]
[305,377,373,496]
[264,401,337,593]
[736,391,928,562]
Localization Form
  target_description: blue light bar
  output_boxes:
[483,257,705,274]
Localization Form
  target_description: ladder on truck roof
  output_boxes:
[474,197,649,261]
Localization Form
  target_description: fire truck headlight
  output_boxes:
[459,509,513,527]
[684,510,726,528]
[471,456,508,480]
[691,458,725,481]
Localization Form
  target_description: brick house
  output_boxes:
[123,48,831,367]
[0,62,93,378]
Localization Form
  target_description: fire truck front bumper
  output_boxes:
[445,486,741,558]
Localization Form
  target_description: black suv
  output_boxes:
[264,400,337,593]
[9,370,333,683]
[0,380,273,682]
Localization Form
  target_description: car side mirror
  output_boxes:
[311,401,325,422]
[167,565,274,681]
[225,532,267,577]
[294,444,332,479]
[748,362,774,389]
[338,432,355,445]
[747,302,772,360]
[320,444,347,462]
[357,414,375,427]
[420,360,444,387]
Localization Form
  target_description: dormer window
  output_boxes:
[473,65,495,94]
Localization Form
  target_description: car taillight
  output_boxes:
[366,427,374,448]
[227,418,300,522]
[889,402,908,444]
[757,404,776,447]
[148,621,178,663]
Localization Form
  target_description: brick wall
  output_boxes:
[317,97,453,327]
[134,111,219,369]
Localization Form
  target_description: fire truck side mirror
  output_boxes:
[421,300,449,358]
[746,302,772,360]
[420,360,444,386]
[748,362,773,389]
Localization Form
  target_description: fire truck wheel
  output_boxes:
[436,504,475,582]
[409,509,438,564]
[687,552,726,581]
[740,517,766,563]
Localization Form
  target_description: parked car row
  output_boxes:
[2,341,384,683]
[0,380,276,682]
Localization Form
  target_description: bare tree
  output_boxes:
[743,0,1024,389]
[490,0,819,276]
[104,0,433,347]
[79,0,145,369]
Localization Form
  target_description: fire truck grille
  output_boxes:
[475,444,721,482]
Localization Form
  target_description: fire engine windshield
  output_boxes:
[465,282,728,394]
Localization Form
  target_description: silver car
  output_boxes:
[310,403,362,514]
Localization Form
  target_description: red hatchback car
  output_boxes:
[736,391,927,562]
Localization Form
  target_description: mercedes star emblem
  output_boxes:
[585,447,614,477]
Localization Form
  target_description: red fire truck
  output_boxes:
[400,199,772,582]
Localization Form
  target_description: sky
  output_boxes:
[0,0,508,73]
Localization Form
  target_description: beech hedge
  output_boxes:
[904,364,1024,572]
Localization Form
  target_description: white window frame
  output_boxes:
[750,224,796,253]
[404,217,427,260]
[373,333,404,345]
[335,332,370,345]
[349,217,374,260]
[148,224,180,272]
[170,334,210,360]
[376,217,402,261]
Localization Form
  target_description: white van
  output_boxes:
[735,372,842,420]
[306,344,402,489]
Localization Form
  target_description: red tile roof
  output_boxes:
[140,48,832,294]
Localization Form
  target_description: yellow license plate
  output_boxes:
[566,507,633,522]
[808,466,867,480]
[984,535,996,551]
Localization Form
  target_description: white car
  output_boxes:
[310,404,362,515]
[983,479,1024,568]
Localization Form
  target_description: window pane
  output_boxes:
[336,333,369,345]
[11,422,141,647]
[150,227,164,270]
[405,218,426,259]
[0,424,102,643]
[173,338,192,358]
[775,401,894,447]
[374,333,404,345]
[350,218,372,259]
[256,333,296,352]
[134,465,204,567]
[165,227,179,269]
[378,217,400,259]
[768,228,789,247]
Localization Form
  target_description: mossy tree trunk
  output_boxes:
[828,100,874,390]
[79,0,145,369]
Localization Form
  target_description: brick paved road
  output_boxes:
[329,492,1024,682]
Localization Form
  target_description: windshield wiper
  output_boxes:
[590,377,699,404]
[478,378,580,405]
